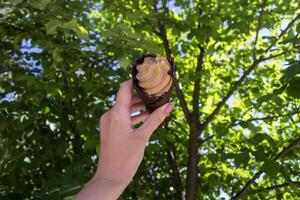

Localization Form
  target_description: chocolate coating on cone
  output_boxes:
[132,55,174,112]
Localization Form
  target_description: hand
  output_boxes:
[74,80,173,200]
[95,80,173,184]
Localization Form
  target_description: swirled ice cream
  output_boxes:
[136,57,172,96]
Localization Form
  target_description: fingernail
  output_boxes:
[164,103,173,114]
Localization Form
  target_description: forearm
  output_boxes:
[74,176,128,200]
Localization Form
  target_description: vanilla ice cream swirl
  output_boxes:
[136,57,172,96]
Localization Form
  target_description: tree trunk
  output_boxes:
[186,127,199,200]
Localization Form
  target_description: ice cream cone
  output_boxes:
[132,55,174,112]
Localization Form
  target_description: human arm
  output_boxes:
[74,80,173,200]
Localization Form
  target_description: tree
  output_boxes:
[1,0,300,199]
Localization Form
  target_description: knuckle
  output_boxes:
[156,113,165,124]
[134,131,149,141]
[99,112,109,125]
[120,81,127,89]
[110,107,123,120]
[109,108,119,119]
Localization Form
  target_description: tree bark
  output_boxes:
[186,127,200,200]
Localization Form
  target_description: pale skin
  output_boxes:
[74,80,173,200]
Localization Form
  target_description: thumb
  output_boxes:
[136,103,173,139]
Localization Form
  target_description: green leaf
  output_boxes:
[10,0,23,3]
[296,23,300,33]
[52,48,62,63]
[247,122,261,133]
[223,76,231,82]
[139,40,162,55]
[208,154,219,163]
[234,153,250,167]
[249,133,266,145]
[215,123,227,137]
[261,160,280,177]
[273,84,286,95]
[0,121,8,133]
[239,121,249,128]
[56,89,63,97]
[257,94,273,104]
[85,133,98,150]
[119,56,130,68]
[13,33,26,48]
[280,165,292,182]
[96,144,100,155]
[284,62,300,80]
[147,144,160,152]
[74,26,89,40]
[63,18,77,30]
[45,20,60,35]
[286,78,300,99]
[253,146,268,162]
[35,39,53,50]
[44,106,50,114]
[271,95,283,106]
[29,0,50,10]
[165,134,176,143]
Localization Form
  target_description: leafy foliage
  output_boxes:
[1,0,300,199]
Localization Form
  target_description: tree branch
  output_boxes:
[172,118,189,135]
[245,181,300,196]
[173,78,191,122]
[164,122,185,200]
[253,0,267,60]
[233,110,300,126]
[264,12,300,53]
[165,140,185,199]
[192,46,205,123]
[153,2,191,122]
[198,134,215,146]
[199,58,262,132]
[231,136,300,200]
[261,51,288,62]
[198,12,300,133]
[199,110,300,145]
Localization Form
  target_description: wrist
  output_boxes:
[93,173,132,189]
[74,176,129,200]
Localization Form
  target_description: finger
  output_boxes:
[130,102,146,113]
[136,103,173,139]
[115,80,133,108]
[131,112,150,126]
[131,94,143,105]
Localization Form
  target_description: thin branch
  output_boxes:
[245,181,300,196]
[264,13,300,53]
[233,110,300,126]
[164,122,185,200]
[231,136,300,200]
[165,141,185,199]
[253,0,267,60]
[198,134,215,146]
[173,78,191,122]
[200,110,300,145]
[192,46,205,122]
[172,119,189,135]
[261,51,288,62]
